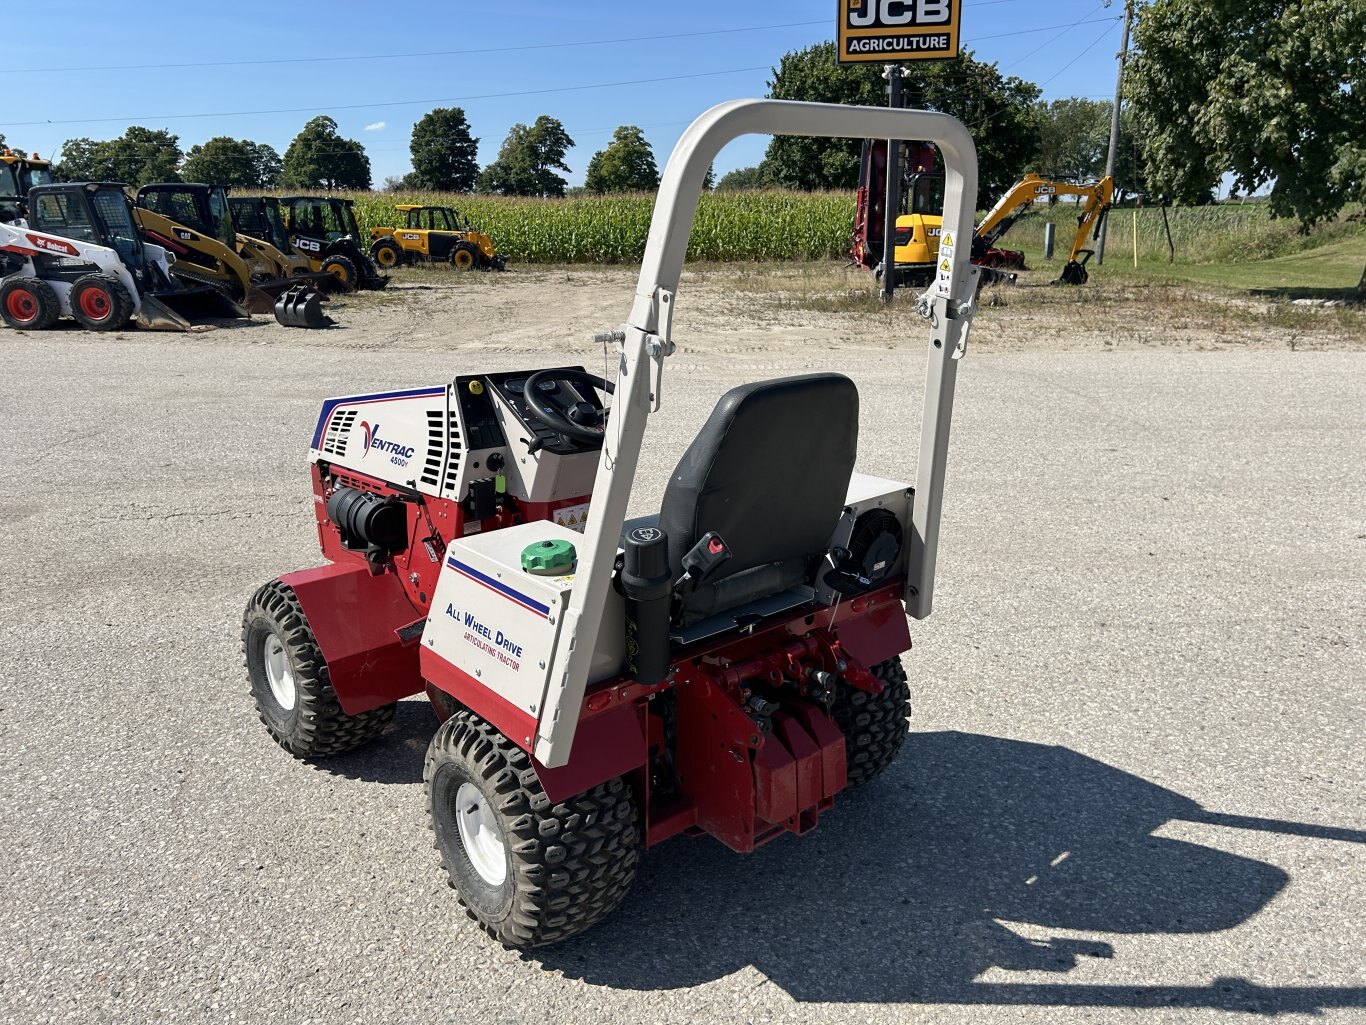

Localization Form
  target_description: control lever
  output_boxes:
[675,532,731,594]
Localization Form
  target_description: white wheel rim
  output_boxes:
[261,634,297,710]
[455,781,507,886]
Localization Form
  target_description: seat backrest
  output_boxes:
[659,373,859,625]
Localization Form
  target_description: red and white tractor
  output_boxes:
[242,99,981,947]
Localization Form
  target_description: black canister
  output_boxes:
[620,525,673,684]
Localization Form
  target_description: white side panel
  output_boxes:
[308,386,450,495]
[421,522,625,721]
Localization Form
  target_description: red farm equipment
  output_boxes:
[242,99,983,947]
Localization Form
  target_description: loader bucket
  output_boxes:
[244,285,280,315]
[134,294,196,332]
[274,284,334,329]
[147,284,251,326]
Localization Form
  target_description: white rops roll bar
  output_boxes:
[536,99,980,767]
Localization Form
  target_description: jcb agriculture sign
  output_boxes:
[837,0,961,62]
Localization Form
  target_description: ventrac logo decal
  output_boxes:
[25,234,79,257]
[359,420,416,466]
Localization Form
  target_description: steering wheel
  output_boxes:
[522,368,615,443]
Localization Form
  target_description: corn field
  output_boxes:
[283,188,1356,267]
[330,189,856,264]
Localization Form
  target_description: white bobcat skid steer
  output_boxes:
[0,181,247,332]
[242,99,980,948]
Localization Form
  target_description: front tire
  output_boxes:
[831,656,911,786]
[1,277,60,330]
[370,238,403,270]
[242,580,395,757]
[320,255,358,291]
[450,243,479,271]
[69,273,134,331]
[425,710,640,948]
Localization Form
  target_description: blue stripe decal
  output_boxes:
[447,557,551,617]
[310,386,447,449]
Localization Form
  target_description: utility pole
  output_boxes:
[1096,0,1134,266]
[880,64,904,303]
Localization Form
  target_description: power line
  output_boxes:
[0,3,1035,77]
[3,66,774,129]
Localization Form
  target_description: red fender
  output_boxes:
[280,563,424,715]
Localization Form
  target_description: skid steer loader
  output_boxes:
[0,150,54,223]
[278,195,388,292]
[134,183,316,314]
[1,182,248,331]
[369,205,506,271]
[242,99,979,948]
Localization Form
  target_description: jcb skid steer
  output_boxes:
[242,99,980,947]
[279,195,388,292]
[1,182,248,331]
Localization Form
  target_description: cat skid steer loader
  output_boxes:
[134,183,312,314]
[1,182,247,331]
[241,99,980,948]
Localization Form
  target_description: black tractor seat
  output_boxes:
[658,373,859,626]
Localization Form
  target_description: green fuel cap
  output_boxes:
[521,538,576,575]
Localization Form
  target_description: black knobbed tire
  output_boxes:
[0,277,60,330]
[69,273,134,331]
[370,238,403,270]
[831,656,912,787]
[241,579,396,757]
[320,254,358,291]
[425,710,640,948]
[450,242,479,271]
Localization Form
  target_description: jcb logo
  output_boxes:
[927,226,942,237]
[296,237,322,253]
[401,233,421,241]
[848,0,952,27]
[1034,185,1057,195]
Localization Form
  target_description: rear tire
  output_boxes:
[831,656,911,786]
[69,274,134,331]
[426,710,640,948]
[320,255,358,291]
[370,238,403,270]
[1,277,60,330]
[242,579,396,757]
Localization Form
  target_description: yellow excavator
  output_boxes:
[851,138,1114,285]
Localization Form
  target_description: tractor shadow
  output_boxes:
[536,730,1366,1013]
[314,697,435,785]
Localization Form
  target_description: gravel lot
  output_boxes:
[1,276,1363,1025]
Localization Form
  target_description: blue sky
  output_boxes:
[2,0,1124,186]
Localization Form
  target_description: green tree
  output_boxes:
[1128,0,1365,226]
[583,126,659,193]
[760,42,1041,206]
[181,137,283,187]
[409,107,480,192]
[477,116,575,197]
[715,165,773,191]
[283,116,371,190]
[1032,98,1110,180]
[56,127,183,185]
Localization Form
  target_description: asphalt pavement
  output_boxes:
[1,329,1363,1025]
